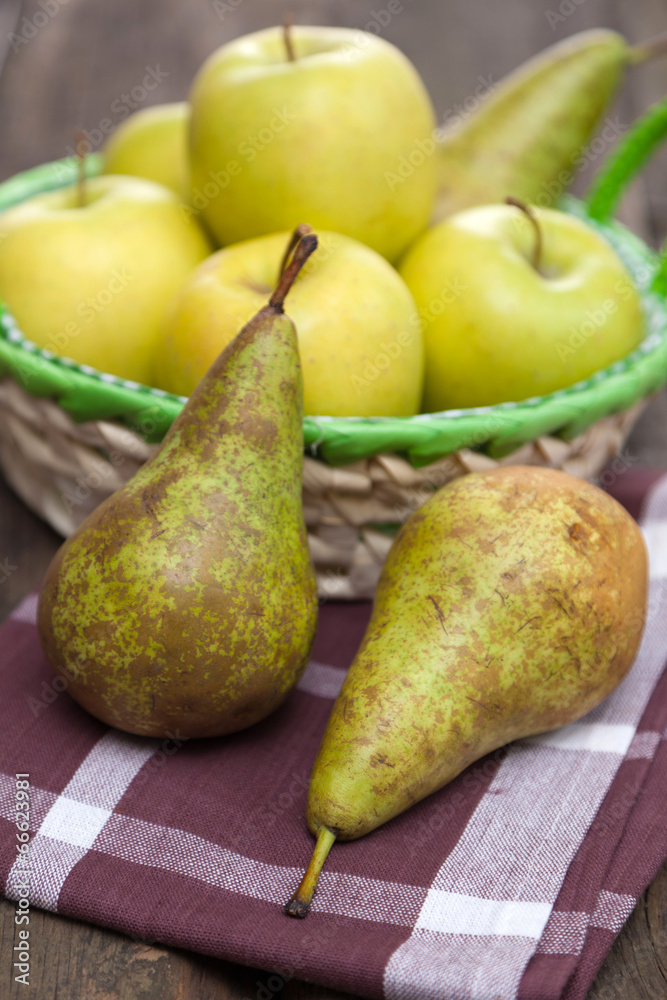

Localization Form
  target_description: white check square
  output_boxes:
[417,889,552,939]
[523,722,635,755]
[39,795,111,849]
[642,521,667,580]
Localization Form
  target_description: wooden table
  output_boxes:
[1,0,667,996]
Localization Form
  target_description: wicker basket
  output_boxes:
[1,103,667,598]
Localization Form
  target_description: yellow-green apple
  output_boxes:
[154,229,423,417]
[102,102,191,202]
[398,204,644,410]
[0,175,212,385]
[188,26,438,262]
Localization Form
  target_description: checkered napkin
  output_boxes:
[2,473,667,1000]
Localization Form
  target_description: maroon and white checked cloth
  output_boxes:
[2,470,667,1000]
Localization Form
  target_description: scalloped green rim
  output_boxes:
[0,157,666,466]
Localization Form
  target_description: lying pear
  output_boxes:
[287,466,647,916]
[38,233,319,739]
[434,29,664,222]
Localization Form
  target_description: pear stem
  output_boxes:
[283,13,296,62]
[506,196,542,272]
[629,31,667,65]
[278,223,313,282]
[75,129,87,208]
[269,231,318,312]
[285,826,336,918]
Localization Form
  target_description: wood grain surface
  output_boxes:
[1,0,667,996]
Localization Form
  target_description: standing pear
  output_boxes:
[434,29,665,221]
[287,467,647,916]
[38,233,319,739]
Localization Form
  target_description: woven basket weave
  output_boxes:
[1,101,667,597]
[0,375,647,597]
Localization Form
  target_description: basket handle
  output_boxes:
[585,96,667,224]
[585,96,667,295]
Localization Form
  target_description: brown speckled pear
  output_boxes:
[37,233,319,739]
[286,466,647,917]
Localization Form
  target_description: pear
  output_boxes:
[434,29,664,222]
[37,233,320,739]
[287,466,647,916]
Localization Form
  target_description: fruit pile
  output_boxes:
[7,22,655,918]
[0,24,660,417]
[35,230,648,919]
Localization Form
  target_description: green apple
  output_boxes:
[188,26,438,262]
[102,102,191,202]
[0,175,212,385]
[398,204,644,410]
[154,229,423,417]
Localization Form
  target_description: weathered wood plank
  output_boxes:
[588,860,667,999]
[0,894,357,1000]
[0,468,60,621]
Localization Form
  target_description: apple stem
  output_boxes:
[279,223,313,283]
[285,826,336,918]
[283,13,297,62]
[629,31,667,65]
[506,196,542,272]
[270,231,318,313]
[75,129,87,208]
